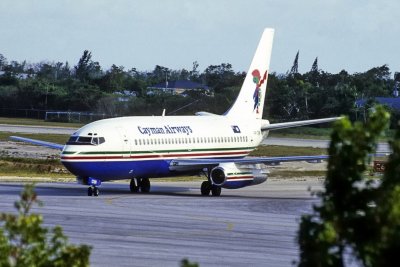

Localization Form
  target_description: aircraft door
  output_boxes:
[116,127,131,158]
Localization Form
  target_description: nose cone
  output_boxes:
[61,147,83,176]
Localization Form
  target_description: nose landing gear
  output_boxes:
[87,178,101,197]
[88,186,99,196]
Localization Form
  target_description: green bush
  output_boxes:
[298,105,400,267]
[0,184,91,267]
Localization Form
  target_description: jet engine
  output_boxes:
[210,163,268,189]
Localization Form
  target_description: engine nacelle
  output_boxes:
[210,163,268,189]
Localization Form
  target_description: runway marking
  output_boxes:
[189,215,235,231]
[103,196,131,206]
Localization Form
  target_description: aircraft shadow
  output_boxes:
[0,182,314,200]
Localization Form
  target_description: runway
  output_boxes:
[0,180,322,267]
[0,124,76,135]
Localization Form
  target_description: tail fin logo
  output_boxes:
[251,69,268,113]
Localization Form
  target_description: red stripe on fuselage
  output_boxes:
[61,150,251,161]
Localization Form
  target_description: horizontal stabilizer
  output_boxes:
[10,136,64,150]
[262,117,342,131]
[195,111,220,116]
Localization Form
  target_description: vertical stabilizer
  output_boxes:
[225,28,274,119]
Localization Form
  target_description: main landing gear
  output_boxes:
[130,178,151,193]
[201,180,221,196]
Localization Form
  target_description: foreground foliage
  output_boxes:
[298,106,400,266]
[0,184,91,266]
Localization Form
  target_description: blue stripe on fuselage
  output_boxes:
[62,160,175,180]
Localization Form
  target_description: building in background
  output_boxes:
[148,80,210,96]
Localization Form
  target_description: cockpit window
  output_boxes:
[66,136,106,145]
[67,136,78,143]
[78,137,92,143]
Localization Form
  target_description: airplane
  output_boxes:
[11,28,340,197]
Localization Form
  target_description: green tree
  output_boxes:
[298,105,400,266]
[101,64,125,93]
[0,184,91,266]
[202,63,242,92]
[74,50,102,83]
[290,50,299,74]
[0,53,7,70]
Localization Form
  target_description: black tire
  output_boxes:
[211,186,221,196]
[201,181,211,196]
[130,179,139,193]
[140,178,151,193]
[93,187,99,197]
[88,187,93,196]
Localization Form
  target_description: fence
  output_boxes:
[45,111,108,123]
[0,108,46,119]
[0,108,110,123]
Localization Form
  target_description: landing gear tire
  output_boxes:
[211,186,221,197]
[88,187,93,196]
[201,181,211,196]
[88,186,99,197]
[130,179,139,193]
[139,178,151,193]
[93,187,99,197]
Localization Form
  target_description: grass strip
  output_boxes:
[0,116,82,128]
[0,132,70,143]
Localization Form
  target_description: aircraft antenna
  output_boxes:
[167,99,200,115]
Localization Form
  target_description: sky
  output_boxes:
[1,0,399,75]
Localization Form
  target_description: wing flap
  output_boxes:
[10,136,64,150]
[170,155,328,171]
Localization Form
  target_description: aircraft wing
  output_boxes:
[169,155,328,171]
[262,117,342,131]
[10,136,64,150]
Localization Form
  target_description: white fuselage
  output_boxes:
[61,115,266,180]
